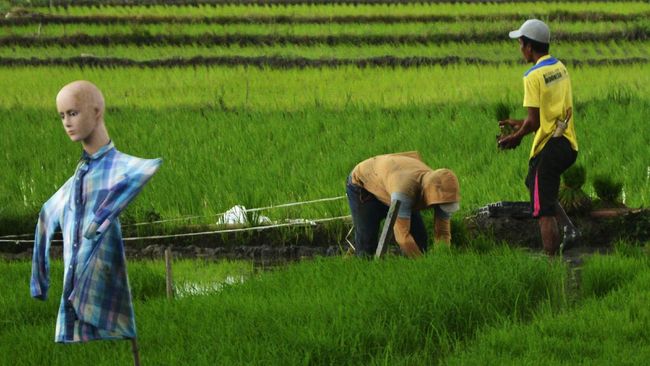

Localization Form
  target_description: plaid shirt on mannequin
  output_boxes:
[31,141,161,343]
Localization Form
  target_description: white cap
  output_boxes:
[440,202,460,214]
[509,19,550,44]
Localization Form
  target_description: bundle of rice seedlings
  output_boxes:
[495,102,515,143]
[559,164,592,214]
[593,174,625,208]
[495,102,511,122]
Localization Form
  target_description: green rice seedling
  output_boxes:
[0,258,253,336]
[494,101,514,143]
[0,260,64,334]
[563,164,587,189]
[1,27,643,48]
[0,64,647,110]
[3,12,648,30]
[494,101,511,122]
[125,264,167,301]
[593,174,625,208]
[0,64,648,237]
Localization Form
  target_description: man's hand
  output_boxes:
[498,118,523,131]
[496,118,523,150]
[497,107,539,150]
[394,218,423,258]
[434,217,451,245]
[498,133,523,150]
[564,108,572,123]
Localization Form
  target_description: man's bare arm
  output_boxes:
[498,107,541,149]
[434,217,451,245]
[393,218,423,258]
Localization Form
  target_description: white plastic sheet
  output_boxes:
[216,205,271,226]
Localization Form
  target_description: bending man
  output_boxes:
[346,152,460,258]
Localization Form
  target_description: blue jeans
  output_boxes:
[346,175,428,257]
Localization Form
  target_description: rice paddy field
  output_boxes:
[0,0,649,364]
[0,1,648,236]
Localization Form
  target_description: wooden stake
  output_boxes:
[131,338,141,366]
[375,200,401,259]
[164,247,174,300]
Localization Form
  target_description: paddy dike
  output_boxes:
[0,222,351,264]
[465,204,650,249]
[2,208,648,263]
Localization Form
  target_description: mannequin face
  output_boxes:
[56,87,102,143]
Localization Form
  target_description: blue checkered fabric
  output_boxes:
[31,141,161,343]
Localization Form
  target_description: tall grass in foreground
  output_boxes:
[580,252,648,298]
[446,250,650,365]
[2,247,648,365]
[0,259,252,340]
[0,249,567,365]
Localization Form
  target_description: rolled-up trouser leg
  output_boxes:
[526,137,578,218]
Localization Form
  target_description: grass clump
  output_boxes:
[563,164,587,189]
[445,253,650,365]
[613,240,649,259]
[593,174,625,208]
[580,253,647,298]
[607,84,635,105]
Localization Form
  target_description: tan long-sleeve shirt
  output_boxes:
[350,152,460,253]
[350,152,460,209]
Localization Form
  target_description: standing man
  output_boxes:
[498,19,578,255]
[31,80,161,347]
[346,152,460,258]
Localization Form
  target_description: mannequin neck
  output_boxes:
[82,123,110,156]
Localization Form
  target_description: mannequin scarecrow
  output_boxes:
[30,80,161,357]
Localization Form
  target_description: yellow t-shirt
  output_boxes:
[523,55,578,158]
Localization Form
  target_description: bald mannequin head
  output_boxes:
[56,80,109,154]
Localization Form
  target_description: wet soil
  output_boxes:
[464,207,649,249]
